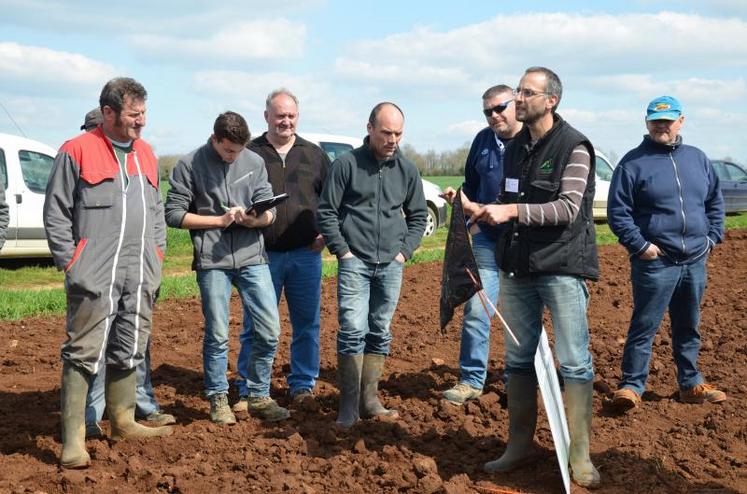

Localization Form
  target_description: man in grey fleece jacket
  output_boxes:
[165,111,289,425]
[317,102,427,428]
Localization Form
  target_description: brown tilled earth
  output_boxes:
[1,231,746,494]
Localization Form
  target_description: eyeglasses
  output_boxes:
[482,100,513,117]
[513,87,551,99]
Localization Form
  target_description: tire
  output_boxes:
[423,205,438,237]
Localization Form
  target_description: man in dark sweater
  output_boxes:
[234,89,331,409]
[471,67,600,488]
[608,96,725,411]
[317,102,427,428]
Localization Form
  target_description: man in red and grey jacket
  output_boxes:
[44,77,172,470]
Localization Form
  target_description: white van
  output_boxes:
[0,133,57,258]
[300,133,448,236]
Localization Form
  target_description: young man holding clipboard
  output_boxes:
[165,111,289,425]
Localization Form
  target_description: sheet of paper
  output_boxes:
[534,327,571,494]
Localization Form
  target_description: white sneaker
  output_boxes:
[443,383,482,405]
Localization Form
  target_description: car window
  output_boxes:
[595,155,614,182]
[319,142,353,162]
[711,161,728,180]
[725,163,747,182]
[0,148,7,190]
[18,149,54,193]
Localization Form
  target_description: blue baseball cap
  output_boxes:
[646,96,682,121]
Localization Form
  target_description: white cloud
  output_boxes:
[191,70,364,136]
[335,12,747,87]
[0,42,117,95]
[446,120,485,138]
[129,19,306,65]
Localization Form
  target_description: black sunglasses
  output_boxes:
[482,100,513,117]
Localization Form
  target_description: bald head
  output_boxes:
[367,102,405,160]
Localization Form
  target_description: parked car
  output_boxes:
[0,133,56,258]
[300,133,448,236]
[592,150,615,221]
[711,160,747,213]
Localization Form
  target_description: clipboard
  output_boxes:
[246,193,289,215]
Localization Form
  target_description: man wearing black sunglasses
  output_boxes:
[471,67,600,488]
[440,84,521,406]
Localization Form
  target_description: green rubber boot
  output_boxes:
[60,362,91,469]
[566,381,601,489]
[105,366,173,441]
[360,354,399,419]
[336,354,363,428]
[484,374,538,473]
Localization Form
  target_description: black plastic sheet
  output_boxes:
[439,188,482,334]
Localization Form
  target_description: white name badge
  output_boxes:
[505,178,519,193]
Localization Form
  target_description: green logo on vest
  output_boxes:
[539,159,553,173]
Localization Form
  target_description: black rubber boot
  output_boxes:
[566,381,601,489]
[360,354,399,419]
[105,366,172,441]
[484,374,538,473]
[60,362,91,469]
[336,354,363,428]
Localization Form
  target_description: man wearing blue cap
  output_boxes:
[607,96,726,412]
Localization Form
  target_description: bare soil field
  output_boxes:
[1,231,746,493]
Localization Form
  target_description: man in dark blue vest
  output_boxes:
[470,67,600,489]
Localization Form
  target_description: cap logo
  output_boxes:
[655,103,671,111]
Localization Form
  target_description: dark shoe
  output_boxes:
[60,363,91,469]
[291,388,314,404]
[360,354,399,419]
[337,354,363,428]
[484,374,538,473]
[680,383,727,404]
[143,411,176,426]
[611,387,641,411]
[106,367,173,439]
[85,421,103,439]
[443,382,482,405]
[247,397,290,422]
[566,381,601,489]
[209,393,237,425]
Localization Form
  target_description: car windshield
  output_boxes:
[595,155,614,182]
[713,160,747,182]
[319,142,353,162]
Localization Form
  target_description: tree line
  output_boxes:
[158,143,472,181]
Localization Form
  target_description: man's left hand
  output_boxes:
[395,252,406,263]
[237,209,273,228]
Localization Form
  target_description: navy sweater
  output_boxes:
[607,136,724,264]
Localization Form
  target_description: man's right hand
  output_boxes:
[339,252,354,260]
[638,243,661,260]
[220,207,242,227]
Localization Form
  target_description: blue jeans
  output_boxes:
[85,341,159,424]
[458,232,499,389]
[500,272,594,383]
[236,248,322,395]
[337,256,404,356]
[197,265,280,398]
[619,256,707,395]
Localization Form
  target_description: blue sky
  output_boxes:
[1,0,745,164]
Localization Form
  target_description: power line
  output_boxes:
[0,99,27,137]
